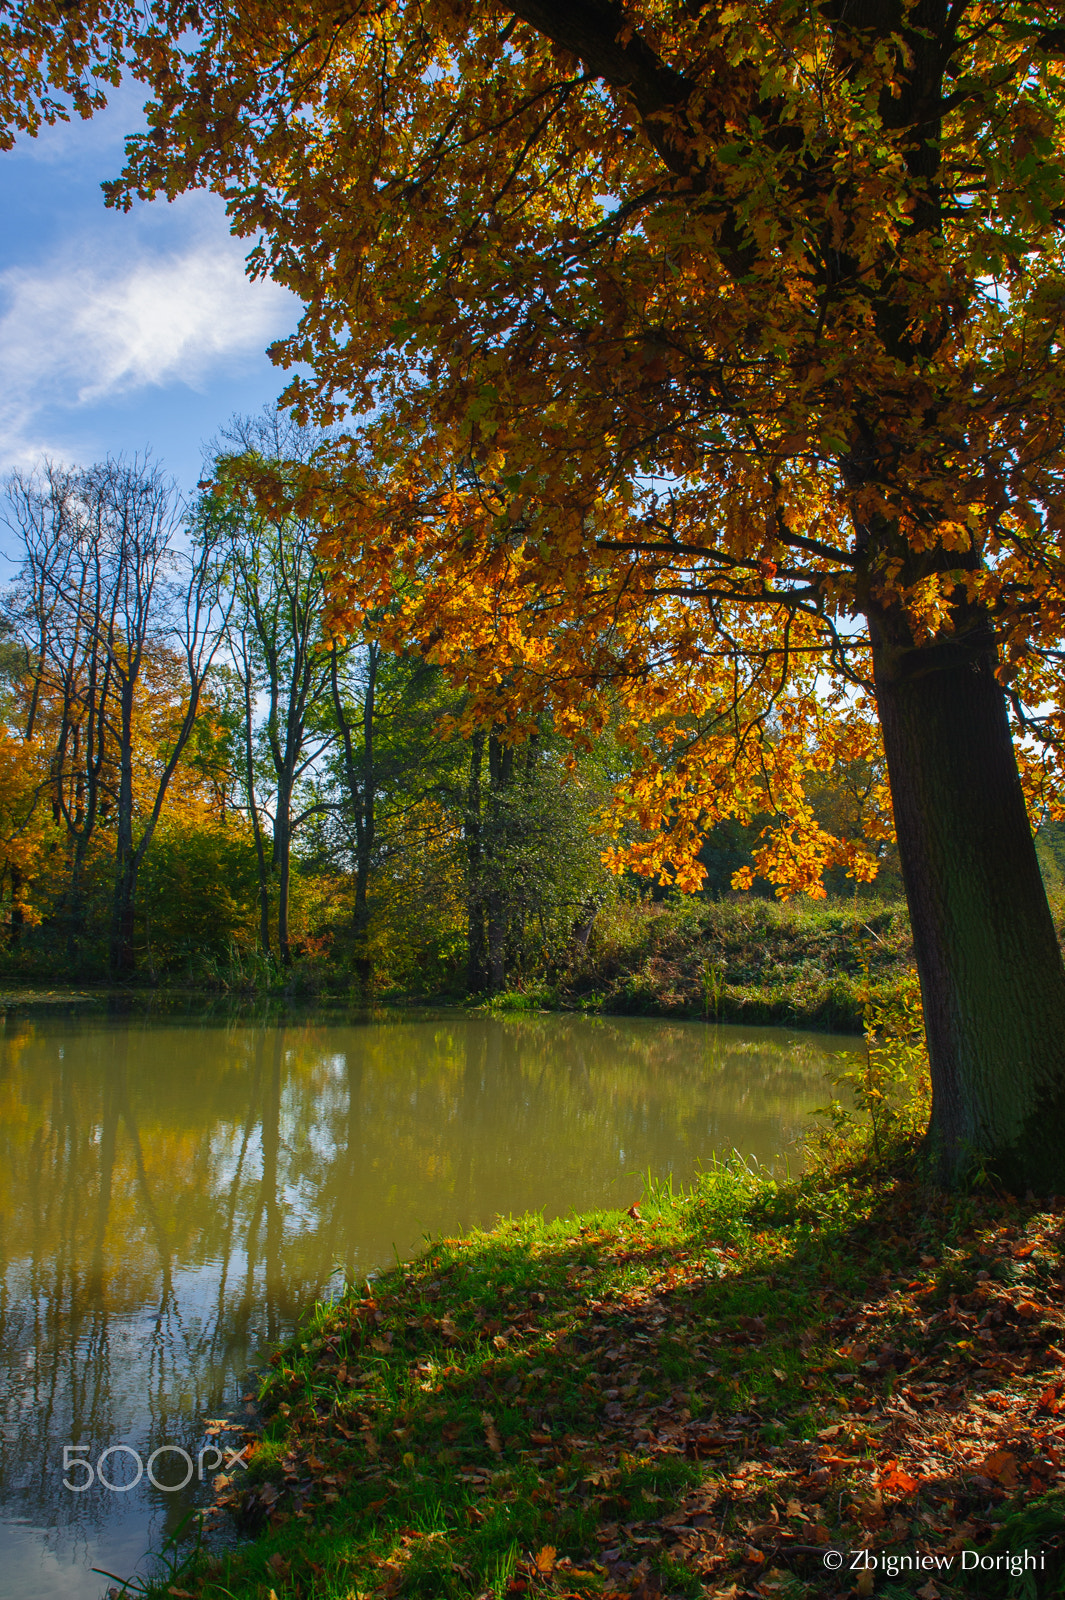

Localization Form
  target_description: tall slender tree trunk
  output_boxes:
[9,867,23,947]
[110,861,137,980]
[328,641,376,987]
[353,643,377,945]
[486,732,513,992]
[109,683,137,978]
[274,800,292,967]
[242,669,272,959]
[870,605,1065,1191]
[465,729,488,992]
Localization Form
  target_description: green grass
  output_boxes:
[135,1139,1065,1600]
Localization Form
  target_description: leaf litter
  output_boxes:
[178,1152,1065,1599]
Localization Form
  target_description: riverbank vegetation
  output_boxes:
[0,431,915,1025]
[0,447,1062,1039]
[0,434,619,993]
[507,898,914,1035]
[143,1107,1065,1600]
[13,0,1065,1186]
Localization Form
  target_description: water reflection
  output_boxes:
[0,1008,858,1598]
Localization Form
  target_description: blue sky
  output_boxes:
[0,84,301,500]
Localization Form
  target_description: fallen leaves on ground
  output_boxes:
[194,1161,1065,1599]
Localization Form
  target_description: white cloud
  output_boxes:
[0,219,299,466]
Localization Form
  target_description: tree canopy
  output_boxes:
[6,0,1065,1184]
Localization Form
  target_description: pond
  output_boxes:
[0,1004,859,1599]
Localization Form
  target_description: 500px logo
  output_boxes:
[62,1443,250,1493]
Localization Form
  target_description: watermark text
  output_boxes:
[823,1548,1046,1578]
[62,1443,249,1492]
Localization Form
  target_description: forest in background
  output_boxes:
[0,412,914,1004]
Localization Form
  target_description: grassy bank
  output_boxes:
[0,895,915,1033]
[487,897,915,1034]
[149,1142,1065,1600]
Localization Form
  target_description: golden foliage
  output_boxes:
[7,0,1065,890]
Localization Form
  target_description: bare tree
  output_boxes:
[4,456,229,975]
[204,413,340,966]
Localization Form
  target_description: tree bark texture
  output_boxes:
[871,616,1065,1190]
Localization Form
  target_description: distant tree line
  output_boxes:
[0,413,904,991]
[0,418,625,989]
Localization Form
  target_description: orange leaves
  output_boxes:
[979,1449,1020,1488]
[1036,1382,1065,1414]
[24,0,1065,889]
[878,1462,921,1494]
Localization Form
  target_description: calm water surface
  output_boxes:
[0,1005,859,1598]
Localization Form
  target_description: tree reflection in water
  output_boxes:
[0,1007,857,1599]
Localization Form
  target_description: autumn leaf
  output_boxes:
[482,1411,503,1454]
[879,1463,921,1493]
[982,1449,1019,1486]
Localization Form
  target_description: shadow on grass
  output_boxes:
[163,1151,1065,1600]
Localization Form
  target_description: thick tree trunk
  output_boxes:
[871,613,1065,1191]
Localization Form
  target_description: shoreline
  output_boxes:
[0,894,917,1036]
[146,1147,1065,1600]
[0,982,879,1036]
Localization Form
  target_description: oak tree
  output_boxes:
[8,1,1065,1184]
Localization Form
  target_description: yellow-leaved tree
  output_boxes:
[7,0,1065,1184]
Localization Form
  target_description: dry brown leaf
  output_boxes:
[879,1463,921,1493]
[534,1545,557,1574]
[481,1410,503,1454]
[982,1449,1019,1486]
